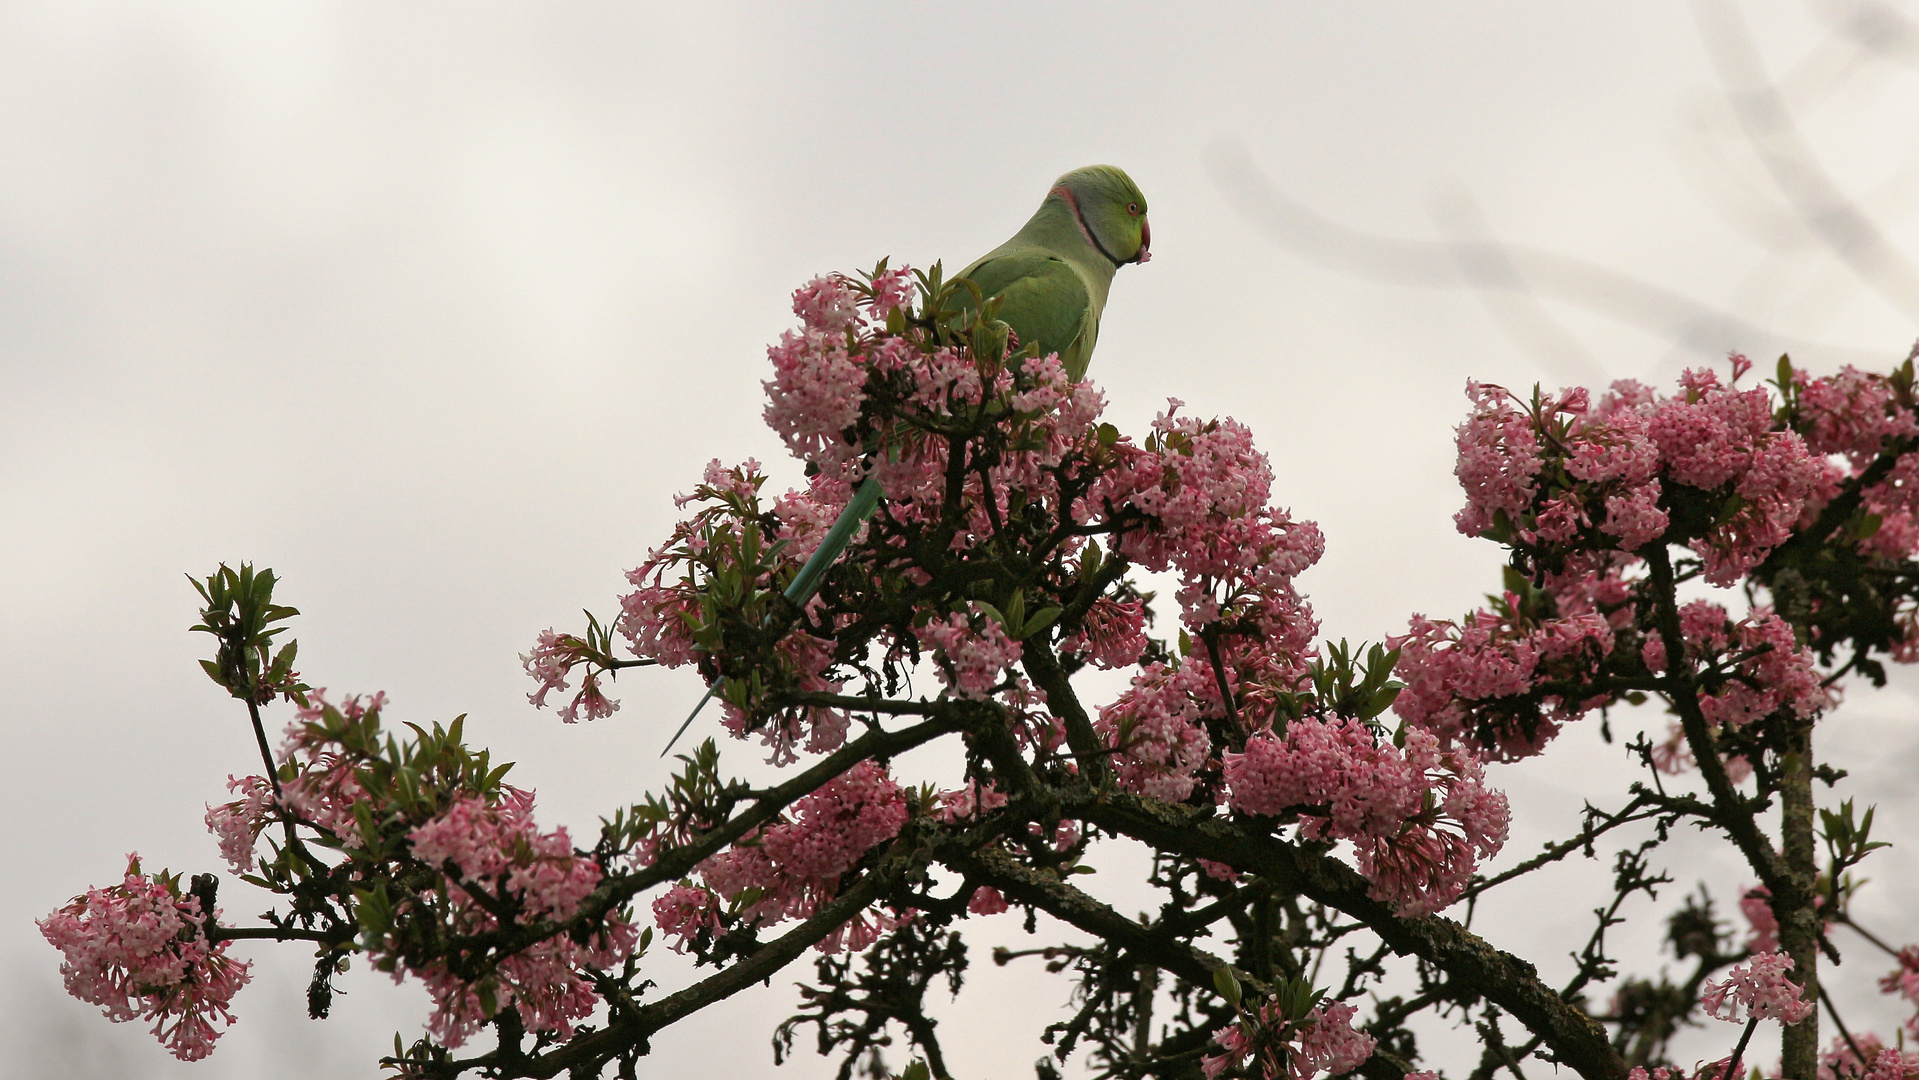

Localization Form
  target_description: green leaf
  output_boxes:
[1022,607,1063,639]
[1212,966,1242,1008]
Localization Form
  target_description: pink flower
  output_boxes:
[967,887,1009,916]
[521,628,580,709]
[1198,859,1242,883]
[866,265,915,317]
[392,790,637,1047]
[1698,612,1827,730]
[1700,952,1815,1024]
[617,578,700,668]
[1821,1033,1919,1080]
[1878,946,1919,1032]
[687,762,908,954]
[1224,722,1508,916]
[1202,999,1376,1080]
[764,326,867,467]
[1454,381,1543,537]
[1797,366,1917,467]
[761,761,909,881]
[939,780,1008,823]
[791,274,861,333]
[916,611,1023,700]
[651,885,723,952]
[1101,406,1324,643]
[1062,596,1149,669]
[522,629,623,723]
[1293,1002,1377,1080]
[38,855,252,1061]
[204,774,276,874]
[1096,663,1211,802]
[1601,485,1669,550]
[279,690,379,837]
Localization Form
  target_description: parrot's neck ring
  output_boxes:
[1051,183,1130,268]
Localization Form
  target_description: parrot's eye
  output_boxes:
[1127,202,1141,215]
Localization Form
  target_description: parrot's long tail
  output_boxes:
[659,473,887,757]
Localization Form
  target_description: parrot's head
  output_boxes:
[1053,165,1150,267]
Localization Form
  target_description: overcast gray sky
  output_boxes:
[6,3,1919,1078]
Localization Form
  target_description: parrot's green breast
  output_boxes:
[956,203,1118,383]
[953,165,1145,383]
[958,247,1103,381]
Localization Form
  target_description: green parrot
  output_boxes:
[663,166,1150,754]
[954,163,1151,381]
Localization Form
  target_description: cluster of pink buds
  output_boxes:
[1699,951,1815,1024]
[1820,1034,1919,1080]
[658,761,910,955]
[397,790,638,1047]
[1880,946,1919,1035]
[1201,998,1376,1080]
[1454,368,1840,584]
[1390,357,1919,767]
[38,855,252,1061]
[1223,721,1509,915]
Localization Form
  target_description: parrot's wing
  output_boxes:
[959,252,1094,368]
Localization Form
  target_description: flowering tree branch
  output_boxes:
[39,266,1919,1080]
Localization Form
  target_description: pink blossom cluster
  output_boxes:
[614,458,773,675]
[1628,1063,1747,1080]
[764,275,874,467]
[1093,404,1324,647]
[1095,662,1211,802]
[1821,1034,1919,1080]
[1397,567,1827,764]
[650,884,723,951]
[659,762,909,954]
[257,691,637,1048]
[1223,722,1509,916]
[1391,596,1615,761]
[1451,371,1842,586]
[1736,885,1828,955]
[204,774,276,874]
[916,610,1023,699]
[1880,946,1919,1035]
[1795,366,1917,468]
[278,689,381,836]
[1788,365,1919,579]
[1061,596,1149,669]
[715,628,852,766]
[609,459,856,765]
[520,629,618,723]
[849,347,1105,548]
[396,788,638,1047]
[615,302,1113,751]
[38,855,252,1061]
[1201,999,1376,1080]
[967,887,1010,915]
[1639,602,1828,732]
[762,265,1105,534]
[1700,951,1815,1024]
[938,779,1009,823]
[1741,887,1781,952]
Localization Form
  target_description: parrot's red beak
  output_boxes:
[1134,218,1152,264]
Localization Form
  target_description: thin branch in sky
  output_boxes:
[1424,180,1611,389]
[1204,139,1889,370]
[1694,0,1919,322]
